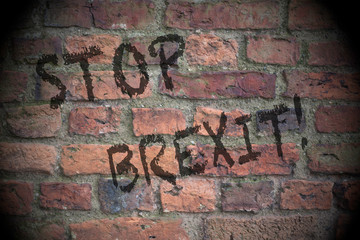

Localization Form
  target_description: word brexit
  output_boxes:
[36,34,304,192]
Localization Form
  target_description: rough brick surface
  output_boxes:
[315,105,360,133]
[44,0,92,28]
[159,70,276,99]
[160,178,216,212]
[307,143,360,174]
[280,180,333,210]
[185,34,238,67]
[61,144,178,176]
[38,71,152,101]
[5,104,61,138]
[65,34,122,64]
[0,142,56,174]
[221,181,273,212]
[40,182,92,210]
[165,0,280,29]
[0,181,34,215]
[92,0,155,29]
[98,178,156,213]
[283,70,360,101]
[333,180,360,210]
[308,41,357,66]
[70,217,189,240]
[188,143,299,176]
[205,215,317,240]
[0,71,28,102]
[288,0,336,30]
[247,36,300,65]
[193,107,251,136]
[12,37,62,63]
[132,108,186,136]
[39,224,66,240]
[69,106,121,136]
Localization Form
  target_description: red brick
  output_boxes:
[333,180,360,210]
[280,180,333,210]
[185,34,238,67]
[40,182,91,210]
[69,106,121,136]
[0,71,28,102]
[165,0,280,29]
[12,37,62,63]
[221,181,273,212]
[336,214,355,240]
[307,143,360,174]
[128,37,179,66]
[5,104,61,138]
[160,178,216,212]
[193,107,250,136]
[39,224,66,240]
[288,0,337,30]
[159,70,276,99]
[70,217,189,240]
[65,34,121,64]
[44,0,92,28]
[205,215,317,239]
[61,144,178,176]
[0,181,34,215]
[98,178,156,213]
[315,105,360,133]
[0,142,57,174]
[188,143,299,176]
[247,36,300,65]
[92,0,155,30]
[283,70,360,101]
[38,71,152,101]
[132,108,186,136]
[308,41,357,66]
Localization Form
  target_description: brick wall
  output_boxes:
[0,0,359,239]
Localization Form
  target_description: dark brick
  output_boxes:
[221,181,273,212]
[0,181,34,215]
[0,71,28,102]
[333,180,360,210]
[98,178,156,213]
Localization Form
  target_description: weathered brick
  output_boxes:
[315,105,360,133]
[193,107,250,136]
[188,143,299,176]
[132,108,186,136]
[38,71,152,101]
[165,0,280,29]
[280,180,333,210]
[0,181,34,215]
[70,217,189,240]
[39,224,66,240]
[333,180,360,210]
[91,0,155,29]
[69,106,121,136]
[283,70,360,101]
[44,0,92,28]
[185,34,238,67]
[98,178,156,213]
[65,34,122,64]
[256,108,306,133]
[160,178,216,212]
[61,144,178,176]
[221,181,273,212]
[127,37,179,66]
[247,36,300,65]
[40,182,91,210]
[288,0,337,30]
[205,215,317,239]
[308,41,357,66]
[12,37,62,63]
[159,70,276,99]
[0,142,56,174]
[307,143,360,174]
[5,104,61,138]
[0,71,28,102]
